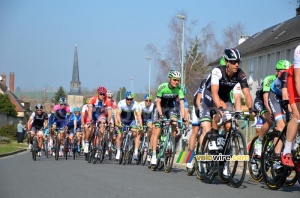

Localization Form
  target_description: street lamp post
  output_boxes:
[129,77,133,91]
[177,14,185,152]
[146,56,151,95]
[177,14,185,87]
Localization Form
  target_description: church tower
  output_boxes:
[67,43,83,109]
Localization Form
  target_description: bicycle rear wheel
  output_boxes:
[261,130,287,190]
[228,131,247,188]
[248,136,263,182]
[32,136,37,161]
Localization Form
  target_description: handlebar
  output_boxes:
[217,111,253,126]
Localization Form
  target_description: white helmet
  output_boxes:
[168,70,181,78]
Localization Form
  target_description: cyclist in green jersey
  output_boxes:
[151,70,185,165]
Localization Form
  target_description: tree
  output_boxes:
[117,87,126,102]
[146,12,245,104]
[0,94,17,117]
[53,86,67,103]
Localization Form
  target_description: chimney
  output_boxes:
[1,73,6,86]
[9,72,14,93]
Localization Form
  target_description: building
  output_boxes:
[208,6,300,97]
[0,72,30,120]
[67,43,83,109]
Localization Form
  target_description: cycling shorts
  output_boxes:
[268,91,285,123]
[152,106,180,127]
[254,97,268,116]
[287,74,300,104]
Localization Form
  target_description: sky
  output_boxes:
[0,0,298,94]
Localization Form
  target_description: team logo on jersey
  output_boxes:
[163,94,177,98]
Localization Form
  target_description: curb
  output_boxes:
[0,149,27,158]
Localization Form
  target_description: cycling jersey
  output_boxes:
[117,99,141,124]
[204,66,249,102]
[30,111,48,130]
[67,113,82,129]
[49,104,70,128]
[139,101,154,124]
[89,96,112,121]
[270,72,288,96]
[156,82,184,108]
[287,65,300,104]
[193,79,206,107]
[81,104,88,124]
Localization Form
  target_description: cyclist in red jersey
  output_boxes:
[86,87,112,152]
[283,45,300,170]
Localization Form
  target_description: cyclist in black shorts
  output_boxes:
[199,48,254,155]
[151,70,185,165]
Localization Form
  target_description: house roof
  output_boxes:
[208,15,300,66]
[6,90,26,112]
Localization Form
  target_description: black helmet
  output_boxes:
[35,103,43,110]
[224,48,241,61]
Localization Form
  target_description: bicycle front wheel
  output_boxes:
[248,135,263,182]
[163,135,175,173]
[228,131,247,188]
[260,130,286,190]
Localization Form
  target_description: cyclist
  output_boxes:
[106,90,118,153]
[282,45,300,169]
[87,86,112,154]
[48,97,71,156]
[27,103,48,157]
[253,72,277,157]
[186,79,206,170]
[115,91,143,161]
[139,94,154,162]
[67,107,82,154]
[151,70,185,165]
[82,98,91,153]
[199,48,254,175]
[267,60,291,169]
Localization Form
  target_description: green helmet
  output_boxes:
[220,57,226,66]
[276,60,292,70]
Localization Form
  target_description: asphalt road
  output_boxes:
[0,151,299,198]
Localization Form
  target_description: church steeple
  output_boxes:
[69,43,81,94]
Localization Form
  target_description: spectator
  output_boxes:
[17,120,24,143]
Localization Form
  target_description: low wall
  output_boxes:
[0,113,27,127]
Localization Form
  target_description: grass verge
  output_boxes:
[0,140,28,154]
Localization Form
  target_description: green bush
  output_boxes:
[0,124,17,140]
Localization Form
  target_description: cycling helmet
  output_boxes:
[168,70,181,78]
[35,103,43,110]
[125,91,135,99]
[276,60,292,70]
[223,48,241,61]
[73,107,80,112]
[85,98,91,104]
[106,90,114,97]
[59,97,67,104]
[144,94,153,100]
[97,86,107,94]
[220,57,226,66]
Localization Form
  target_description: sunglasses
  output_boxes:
[172,79,180,82]
[36,109,42,111]
[228,60,240,65]
[60,104,66,106]
[145,100,151,102]
[126,98,133,101]
[99,93,105,96]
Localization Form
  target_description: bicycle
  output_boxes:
[137,125,149,166]
[52,128,65,161]
[199,110,253,188]
[72,128,83,160]
[260,100,300,189]
[31,133,38,161]
[151,118,181,173]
